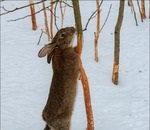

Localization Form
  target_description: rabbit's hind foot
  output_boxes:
[43,124,56,130]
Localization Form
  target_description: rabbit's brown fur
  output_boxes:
[38,27,80,130]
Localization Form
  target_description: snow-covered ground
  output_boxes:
[1,1,149,130]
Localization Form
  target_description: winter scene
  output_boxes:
[1,0,149,130]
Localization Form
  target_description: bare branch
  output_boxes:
[37,30,44,45]
[7,5,51,22]
[130,1,139,26]
[83,0,103,31]
[100,4,112,33]
[0,0,47,16]
[62,0,73,8]
[37,29,52,45]
[54,1,59,30]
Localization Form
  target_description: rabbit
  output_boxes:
[38,27,80,130]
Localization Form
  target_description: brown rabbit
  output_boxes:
[38,27,80,130]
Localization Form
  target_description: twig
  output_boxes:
[37,30,44,45]
[0,0,47,16]
[54,1,59,30]
[83,0,103,31]
[130,1,138,26]
[37,29,52,45]
[7,5,51,22]
[99,4,112,33]
[62,0,73,8]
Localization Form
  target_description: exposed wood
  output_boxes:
[72,0,94,130]
[80,60,94,130]
[72,0,83,56]
[29,0,37,30]
[141,0,146,19]
[137,0,143,22]
[112,0,125,85]
[128,0,132,6]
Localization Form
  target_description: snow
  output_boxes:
[1,1,149,130]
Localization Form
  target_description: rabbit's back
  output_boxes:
[42,47,80,129]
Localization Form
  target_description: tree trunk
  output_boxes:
[42,0,50,41]
[50,0,54,40]
[29,0,37,30]
[128,0,132,6]
[137,0,143,22]
[112,0,125,85]
[72,0,83,56]
[94,0,100,62]
[72,1,94,130]
[141,0,146,19]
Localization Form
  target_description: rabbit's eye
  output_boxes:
[60,33,66,38]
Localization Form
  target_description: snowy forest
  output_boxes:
[1,0,149,130]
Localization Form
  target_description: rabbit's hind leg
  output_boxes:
[43,124,56,130]
[51,119,70,130]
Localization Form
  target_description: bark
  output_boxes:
[94,0,100,62]
[29,0,37,30]
[112,0,125,85]
[137,0,143,22]
[50,0,54,39]
[72,0,83,56]
[141,0,146,19]
[128,0,132,6]
[72,0,94,130]
[42,0,50,41]
[59,0,66,27]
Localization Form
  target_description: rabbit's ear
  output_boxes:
[38,44,55,58]
[47,50,54,64]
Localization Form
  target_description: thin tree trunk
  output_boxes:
[29,0,37,30]
[112,0,125,85]
[72,0,94,130]
[128,0,132,6]
[50,0,54,40]
[137,0,143,22]
[59,0,67,27]
[130,0,138,26]
[141,0,146,19]
[42,0,50,41]
[94,0,100,62]
[72,0,83,56]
